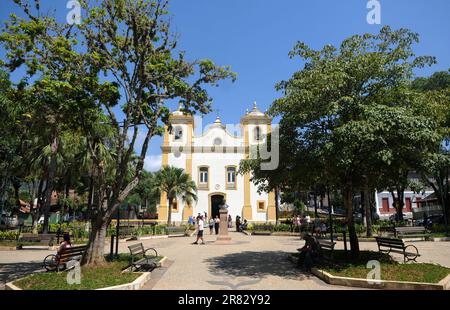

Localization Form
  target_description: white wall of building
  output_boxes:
[164,114,273,223]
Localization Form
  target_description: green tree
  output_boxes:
[1,0,234,264]
[125,171,160,214]
[412,70,450,224]
[270,26,436,258]
[155,166,197,225]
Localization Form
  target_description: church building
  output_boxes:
[157,102,276,224]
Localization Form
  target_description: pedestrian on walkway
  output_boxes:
[209,217,214,235]
[228,214,232,229]
[214,215,220,235]
[192,216,205,245]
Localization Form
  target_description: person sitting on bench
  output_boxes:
[57,233,72,256]
[239,219,248,231]
[297,233,321,271]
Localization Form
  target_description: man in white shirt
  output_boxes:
[192,216,205,245]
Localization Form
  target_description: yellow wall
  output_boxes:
[158,127,169,223]
[242,124,252,220]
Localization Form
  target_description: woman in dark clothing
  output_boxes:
[214,215,220,234]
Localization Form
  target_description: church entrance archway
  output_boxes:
[209,193,226,220]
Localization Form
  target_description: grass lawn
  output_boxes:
[0,239,88,247]
[13,254,161,290]
[306,250,450,283]
[429,232,450,238]
[0,240,43,247]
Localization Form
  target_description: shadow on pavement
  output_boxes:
[0,261,43,287]
[205,251,308,280]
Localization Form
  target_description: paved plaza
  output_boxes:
[1,232,450,290]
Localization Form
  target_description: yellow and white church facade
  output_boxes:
[157,102,277,224]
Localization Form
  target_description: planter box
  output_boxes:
[5,256,170,291]
[6,271,152,291]
[430,237,450,242]
[251,231,272,236]
[311,268,450,290]
[272,232,299,237]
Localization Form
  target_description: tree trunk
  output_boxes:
[275,187,280,224]
[42,133,59,234]
[12,181,20,206]
[313,193,318,218]
[363,181,373,237]
[343,181,359,258]
[167,196,173,226]
[82,215,109,265]
[391,189,405,222]
[31,179,45,234]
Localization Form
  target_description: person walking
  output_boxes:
[209,217,214,235]
[214,215,220,235]
[192,216,205,245]
[228,214,232,229]
[236,215,241,232]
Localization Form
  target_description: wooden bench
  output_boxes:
[165,226,187,237]
[117,226,134,238]
[42,245,87,272]
[252,225,273,235]
[296,239,336,266]
[128,243,159,272]
[318,240,336,262]
[375,237,420,263]
[377,226,395,236]
[19,233,57,246]
[394,226,428,238]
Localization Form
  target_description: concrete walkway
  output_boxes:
[1,232,450,290]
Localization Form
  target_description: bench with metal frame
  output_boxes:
[375,237,420,263]
[19,233,57,246]
[42,245,87,272]
[317,240,336,262]
[296,239,336,266]
[127,243,159,272]
[251,225,274,235]
[394,226,429,238]
[165,226,187,237]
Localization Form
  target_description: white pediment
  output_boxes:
[193,124,243,147]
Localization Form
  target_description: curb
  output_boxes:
[97,272,151,290]
[6,271,153,291]
[138,235,169,241]
[431,237,450,242]
[311,268,450,290]
[0,246,19,251]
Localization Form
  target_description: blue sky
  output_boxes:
[1,0,449,171]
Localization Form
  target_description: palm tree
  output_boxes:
[155,166,197,225]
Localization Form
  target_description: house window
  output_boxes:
[254,126,262,141]
[226,166,236,189]
[258,200,266,212]
[172,201,178,212]
[174,126,183,141]
[198,167,209,190]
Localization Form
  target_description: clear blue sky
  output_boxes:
[1,0,449,171]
